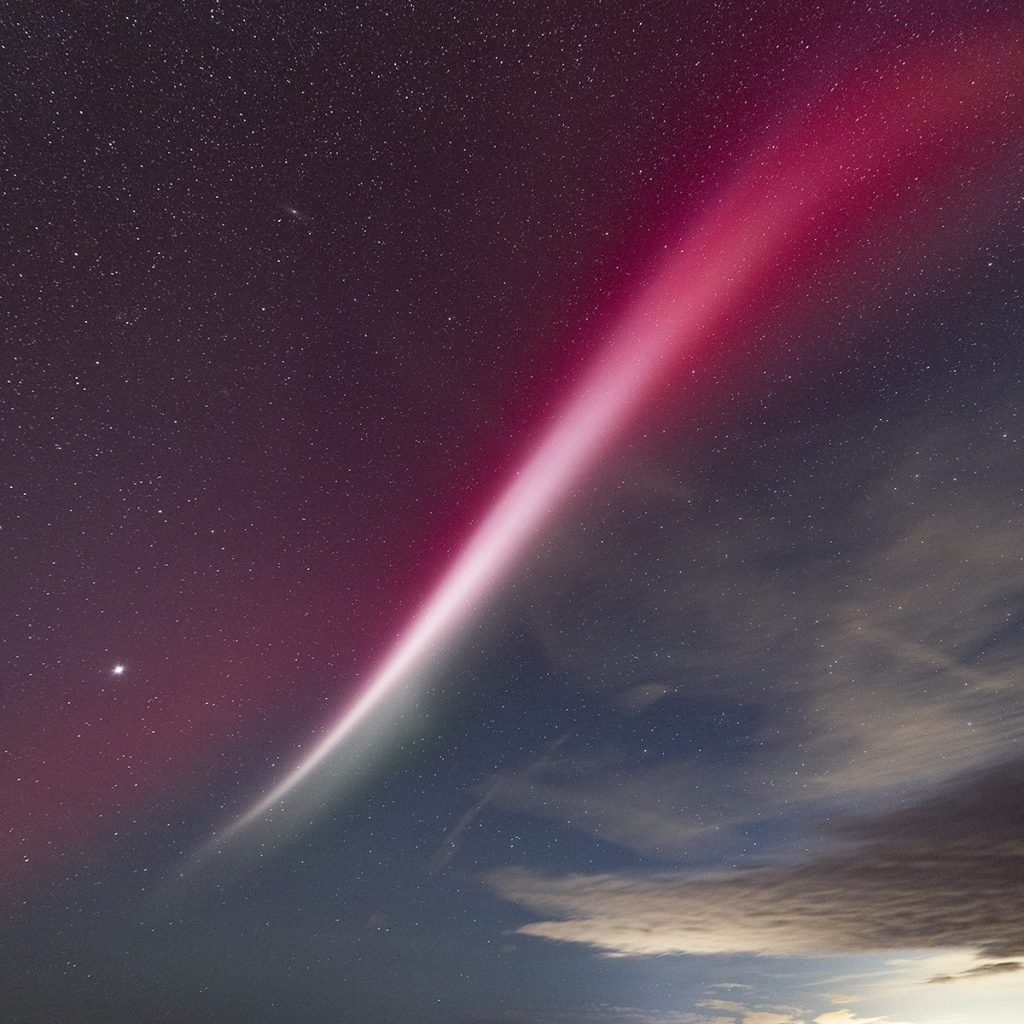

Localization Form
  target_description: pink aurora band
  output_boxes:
[223,29,1022,843]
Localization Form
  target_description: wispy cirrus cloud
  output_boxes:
[499,406,1024,860]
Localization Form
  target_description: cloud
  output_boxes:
[812,1013,889,1024]
[457,1004,809,1024]
[926,960,1022,984]
[457,1009,717,1024]
[490,755,734,858]
[811,1011,918,1024]
[697,1000,807,1024]
[489,759,1024,962]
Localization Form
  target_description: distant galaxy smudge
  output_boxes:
[223,30,1022,843]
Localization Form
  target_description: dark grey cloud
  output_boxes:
[927,961,1022,984]
[489,759,1024,963]
[837,757,1024,845]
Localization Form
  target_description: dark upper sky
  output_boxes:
[3,4,1024,1023]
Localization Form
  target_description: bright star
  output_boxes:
[112,664,126,676]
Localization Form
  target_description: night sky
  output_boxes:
[4,3,1024,1023]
